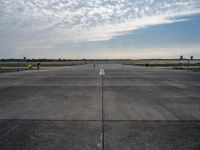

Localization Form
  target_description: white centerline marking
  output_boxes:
[99,68,105,76]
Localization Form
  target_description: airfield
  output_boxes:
[0,64,200,150]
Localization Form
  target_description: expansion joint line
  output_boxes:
[101,75,105,150]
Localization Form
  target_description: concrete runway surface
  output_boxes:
[0,64,200,150]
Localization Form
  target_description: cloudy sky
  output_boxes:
[0,0,200,59]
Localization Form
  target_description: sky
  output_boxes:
[0,0,200,59]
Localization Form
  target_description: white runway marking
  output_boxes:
[99,69,105,76]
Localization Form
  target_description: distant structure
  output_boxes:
[23,57,27,61]
[180,56,183,60]
[190,56,193,60]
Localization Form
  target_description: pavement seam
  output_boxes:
[101,75,105,150]
[0,119,199,122]
[0,119,101,122]
[0,125,18,140]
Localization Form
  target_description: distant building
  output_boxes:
[190,56,193,60]
[180,56,183,60]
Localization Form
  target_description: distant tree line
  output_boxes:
[1,58,199,62]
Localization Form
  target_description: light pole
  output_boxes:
[17,59,20,72]
[186,56,193,70]
[187,59,189,70]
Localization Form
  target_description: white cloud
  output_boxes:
[0,0,200,50]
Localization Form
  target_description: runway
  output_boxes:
[0,64,200,150]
